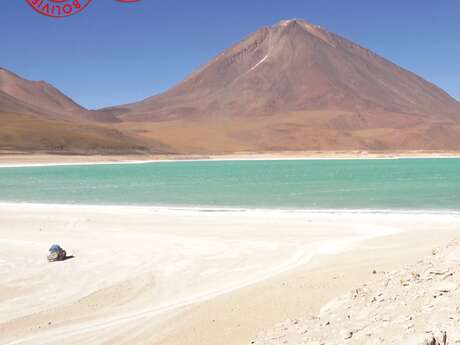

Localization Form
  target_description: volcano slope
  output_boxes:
[104,19,460,154]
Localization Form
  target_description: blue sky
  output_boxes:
[2,0,460,109]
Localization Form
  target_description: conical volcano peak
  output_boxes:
[275,19,298,27]
[101,19,460,152]
[270,18,336,47]
[275,18,316,28]
[273,18,326,33]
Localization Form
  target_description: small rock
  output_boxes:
[341,330,353,340]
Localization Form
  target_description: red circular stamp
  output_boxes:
[25,0,93,18]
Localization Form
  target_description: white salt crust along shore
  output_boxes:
[0,153,460,168]
[1,204,459,345]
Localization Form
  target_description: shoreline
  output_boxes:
[1,202,459,216]
[0,151,460,167]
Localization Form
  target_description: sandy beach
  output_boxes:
[1,204,459,345]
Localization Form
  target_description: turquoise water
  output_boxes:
[0,159,459,210]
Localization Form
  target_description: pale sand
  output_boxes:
[0,205,459,345]
[250,238,460,344]
[1,151,460,167]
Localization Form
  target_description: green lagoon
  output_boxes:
[0,159,459,211]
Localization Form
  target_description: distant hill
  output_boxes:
[0,68,117,122]
[0,68,156,154]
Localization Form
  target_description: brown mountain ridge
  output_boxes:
[2,19,460,154]
[0,68,156,154]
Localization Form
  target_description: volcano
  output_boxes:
[104,19,460,153]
